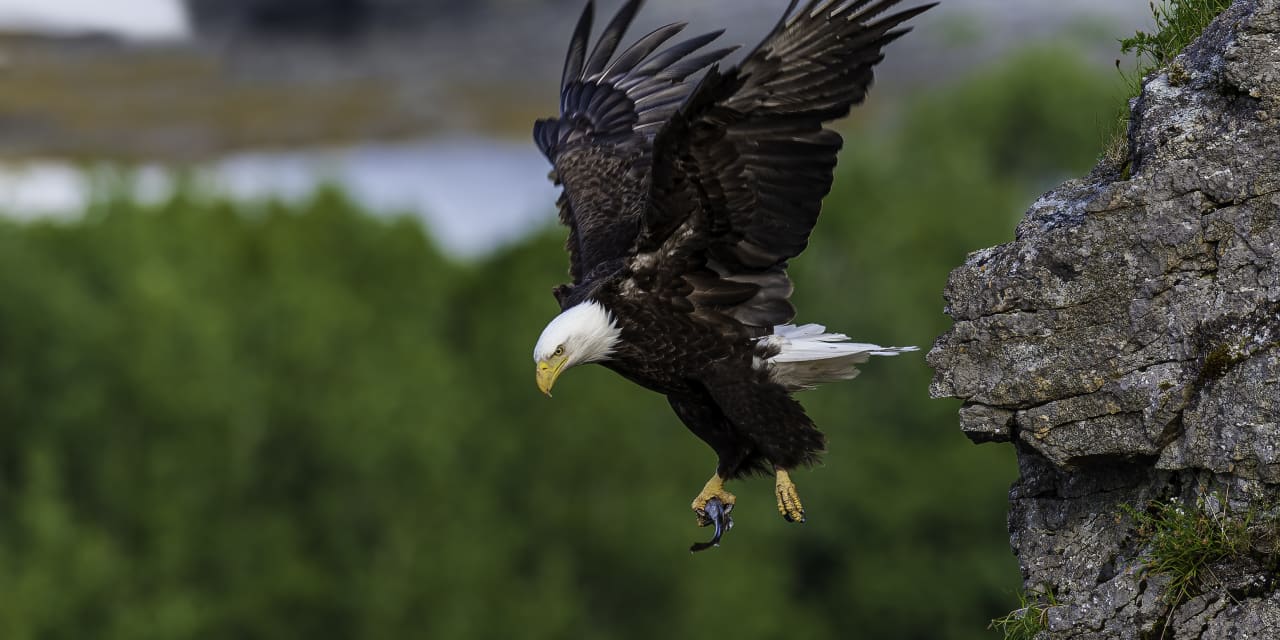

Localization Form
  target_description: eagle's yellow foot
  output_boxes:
[775,468,805,523]
[690,473,736,527]
[689,473,735,552]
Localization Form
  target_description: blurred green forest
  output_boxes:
[0,48,1120,639]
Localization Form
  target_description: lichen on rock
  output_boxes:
[928,0,1280,637]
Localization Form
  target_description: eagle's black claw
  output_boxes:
[690,497,733,552]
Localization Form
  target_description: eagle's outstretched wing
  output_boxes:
[632,0,935,332]
[534,0,735,301]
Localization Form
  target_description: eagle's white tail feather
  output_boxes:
[758,323,917,391]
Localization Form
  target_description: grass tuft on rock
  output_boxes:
[1103,0,1233,169]
[1122,492,1277,607]
[1120,0,1234,81]
[989,589,1058,640]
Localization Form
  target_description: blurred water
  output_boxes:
[0,136,559,258]
[0,0,187,39]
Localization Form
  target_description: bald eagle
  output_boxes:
[532,0,931,550]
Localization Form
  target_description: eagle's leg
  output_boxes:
[774,467,806,523]
[690,472,736,527]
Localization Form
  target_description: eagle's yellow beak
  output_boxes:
[536,355,568,397]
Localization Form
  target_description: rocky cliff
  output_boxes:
[928,0,1280,637]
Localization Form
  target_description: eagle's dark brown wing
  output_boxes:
[533,0,735,299]
[631,0,935,331]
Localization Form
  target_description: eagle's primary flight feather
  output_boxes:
[532,0,932,549]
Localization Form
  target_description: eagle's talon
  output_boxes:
[694,509,713,528]
[782,511,806,524]
[775,468,806,524]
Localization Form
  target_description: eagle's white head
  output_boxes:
[533,300,622,396]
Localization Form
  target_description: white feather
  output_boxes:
[757,323,917,391]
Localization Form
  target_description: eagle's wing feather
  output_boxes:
[534,0,734,293]
[632,0,935,331]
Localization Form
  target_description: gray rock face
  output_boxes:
[928,0,1280,637]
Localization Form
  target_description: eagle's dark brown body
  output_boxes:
[596,286,824,479]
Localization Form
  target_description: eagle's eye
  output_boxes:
[553,345,565,357]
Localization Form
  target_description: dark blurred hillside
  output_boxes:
[184,0,589,39]
[185,0,475,39]
[0,47,1121,639]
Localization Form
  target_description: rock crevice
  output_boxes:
[929,0,1280,636]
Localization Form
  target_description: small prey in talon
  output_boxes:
[529,0,931,550]
[689,473,735,552]
[690,497,732,553]
[690,472,735,525]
